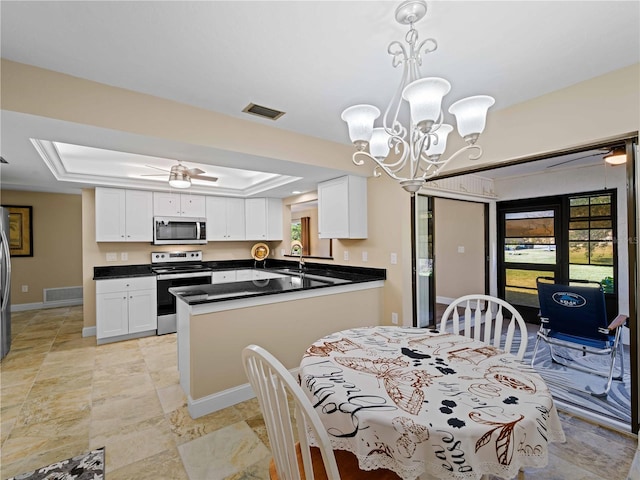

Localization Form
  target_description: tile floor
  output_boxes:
[1,306,638,480]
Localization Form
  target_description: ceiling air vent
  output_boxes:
[242,103,285,121]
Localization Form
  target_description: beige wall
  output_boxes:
[4,59,639,334]
[444,63,640,174]
[434,198,485,301]
[1,190,82,305]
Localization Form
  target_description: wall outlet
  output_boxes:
[120,252,128,261]
[106,252,117,261]
[390,252,398,265]
[343,250,349,261]
[21,285,28,293]
[362,251,368,262]
[391,312,399,325]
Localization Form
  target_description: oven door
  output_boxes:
[156,271,212,334]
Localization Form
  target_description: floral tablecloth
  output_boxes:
[299,326,565,480]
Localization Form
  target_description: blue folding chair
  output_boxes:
[532,277,627,398]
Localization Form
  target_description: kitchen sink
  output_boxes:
[270,268,350,284]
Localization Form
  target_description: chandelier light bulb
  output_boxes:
[448,95,495,142]
[369,128,391,160]
[425,124,454,158]
[341,104,381,150]
[402,77,451,131]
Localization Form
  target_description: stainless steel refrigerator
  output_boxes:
[1,207,12,360]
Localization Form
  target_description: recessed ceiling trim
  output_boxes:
[242,103,286,121]
[30,138,301,197]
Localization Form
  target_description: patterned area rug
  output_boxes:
[7,447,104,480]
[523,333,631,425]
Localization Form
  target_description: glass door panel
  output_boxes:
[415,195,433,328]
[498,203,561,321]
[505,268,555,308]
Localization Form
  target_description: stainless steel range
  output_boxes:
[152,251,212,334]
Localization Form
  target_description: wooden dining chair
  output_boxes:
[242,344,400,480]
[439,294,529,360]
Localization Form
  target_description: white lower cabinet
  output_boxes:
[96,276,157,341]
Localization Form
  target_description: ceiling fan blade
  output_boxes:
[191,174,218,182]
[145,164,170,172]
[545,153,601,169]
[140,173,168,177]
[186,167,205,176]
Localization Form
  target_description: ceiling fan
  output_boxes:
[544,146,626,170]
[143,162,218,189]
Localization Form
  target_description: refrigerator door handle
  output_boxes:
[1,229,11,312]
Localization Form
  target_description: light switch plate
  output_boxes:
[106,252,117,261]
[390,253,398,264]
[362,251,368,262]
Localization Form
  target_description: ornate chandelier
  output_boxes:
[341,0,495,195]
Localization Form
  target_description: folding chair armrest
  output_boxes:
[608,314,628,331]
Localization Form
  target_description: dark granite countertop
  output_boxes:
[94,259,386,283]
[93,264,154,280]
[170,265,386,305]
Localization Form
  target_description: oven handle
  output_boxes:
[156,271,212,281]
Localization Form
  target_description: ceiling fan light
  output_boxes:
[604,147,627,165]
[169,171,191,188]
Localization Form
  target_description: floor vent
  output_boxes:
[43,286,83,305]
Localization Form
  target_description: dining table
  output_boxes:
[298,326,566,480]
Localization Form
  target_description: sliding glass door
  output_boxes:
[498,190,617,322]
[414,195,434,328]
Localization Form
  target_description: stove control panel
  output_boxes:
[151,250,203,264]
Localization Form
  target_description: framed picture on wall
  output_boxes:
[5,205,33,257]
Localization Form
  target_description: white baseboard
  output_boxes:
[188,383,256,419]
[186,367,300,419]
[82,326,96,338]
[12,299,83,312]
[436,296,455,305]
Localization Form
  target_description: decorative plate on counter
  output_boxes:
[251,243,270,261]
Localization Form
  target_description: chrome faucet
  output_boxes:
[298,247,305,271]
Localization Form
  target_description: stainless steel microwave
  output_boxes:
[153,217,207,245]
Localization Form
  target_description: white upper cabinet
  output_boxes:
[245,198,283,241]
[153,192,206,217]
[318,175,368,239]
[95,188,153,242]
[205,196,246,241]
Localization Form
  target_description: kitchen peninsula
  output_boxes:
[171,262,386,418]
